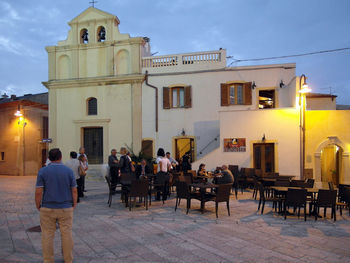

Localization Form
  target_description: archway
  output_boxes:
[321,144,343,186]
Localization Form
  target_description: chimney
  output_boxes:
[10,94,16,100]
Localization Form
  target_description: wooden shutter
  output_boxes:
[221,83,229,106]
[184,85,192,108]
[163,87,170,109]
[243,82,252,105]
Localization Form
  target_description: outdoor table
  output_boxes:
[190,183,218,213]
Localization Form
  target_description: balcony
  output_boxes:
[142,49,226,73]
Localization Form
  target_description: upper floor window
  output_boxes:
[42,117,48,139]
[163,86,192,109]
[87,97,97,115]
[221,82,252,106]
[97,26,106,42]
[80,28,89,44]
[259,90,275,109]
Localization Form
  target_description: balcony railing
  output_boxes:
[142,50,225,69]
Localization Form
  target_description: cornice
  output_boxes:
[42,74,145,89]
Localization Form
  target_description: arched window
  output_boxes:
[97,26,106,42]
[80,28,89,44]
[87,97,97,115]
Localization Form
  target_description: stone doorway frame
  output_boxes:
[314,136,350,186]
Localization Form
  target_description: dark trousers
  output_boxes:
[110,167,119,191]
[77,178,84,199]
[81,175,86,192]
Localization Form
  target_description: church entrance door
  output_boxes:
[83,127,103,164]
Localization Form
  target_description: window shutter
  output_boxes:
[184,85,192,108]
[221,83,229,106]
[243,82,252,105]
[163,87,170,109]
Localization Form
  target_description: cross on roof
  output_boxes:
[89,0,98,7]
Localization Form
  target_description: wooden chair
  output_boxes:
[105,175,114,207]
[128,180,149,211]
[204,184,232,218]
[257,182,281,214]
[174,181,200,214]
[314,190,337,221]
[284,188,307,221]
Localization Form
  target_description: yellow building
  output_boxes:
[43,7,147,165]
[0,93,48,176]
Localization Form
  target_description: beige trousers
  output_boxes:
[40,207,74,263]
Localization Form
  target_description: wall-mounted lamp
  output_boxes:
[279,80,285,88]
[181,128,186,136]
[252,81,256,89]
[262,133,266,142]
[14,105,22,117]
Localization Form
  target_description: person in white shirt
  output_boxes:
[155,148,171,201]
[78,147,88,192]
[166,152,178,170]
[65,151,81,202]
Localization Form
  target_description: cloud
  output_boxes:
[0,1,22,25]
[0,84,17,95]
[0,36,22,55]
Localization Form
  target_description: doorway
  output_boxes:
[83,127,103,164]
[253,143,275,175]
[174,137,195,163]
[321,145,342,186]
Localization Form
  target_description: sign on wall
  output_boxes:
[223,138,246,152]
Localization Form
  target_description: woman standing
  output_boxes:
[78,155,88,198]
[155,148,171,200]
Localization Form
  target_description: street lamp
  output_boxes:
[14,104,27,176]
[299,74,311,180]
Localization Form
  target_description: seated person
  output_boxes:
[135,159,151,179]
[215,165,234,184]
[166,152,179,171]
[197,163,207,177]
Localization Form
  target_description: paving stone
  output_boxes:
[0,175,350,262]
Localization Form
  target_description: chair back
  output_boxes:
[328,181,334,191]
[129,180,149,197]
[176,181,190,199]
[285,188,307,206]
[184,173,194,184]
[216,184,232,202]
[257,182,265,200]
[105,175,112,190]
[275,180,290,187]
[290,180,306,188]
[317,189,337,207]
[305,179,314,188]
[120,173,136,184]
[255,169,262,177]
[338,184,350,202]
[228,165,239,176]
[179,175,192,185]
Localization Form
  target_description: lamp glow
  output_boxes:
[14,110,22,117]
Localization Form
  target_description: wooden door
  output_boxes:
[253,143,275,176]
[83,127,103,164]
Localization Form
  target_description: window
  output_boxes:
[87,98,97,115]
[221,82,252,106]
[259,90,275,109]
[80,28,88,44]
[0,152,4,161]
[97,26,106,42]
[163,86,192,109]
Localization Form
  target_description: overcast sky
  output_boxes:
[1,0,350,103]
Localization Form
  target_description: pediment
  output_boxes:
[69,7,120,25]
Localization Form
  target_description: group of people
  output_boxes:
[197,163,235,185]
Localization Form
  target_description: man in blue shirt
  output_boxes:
[35,148,77,263]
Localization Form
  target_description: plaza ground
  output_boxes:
[0,175,350,263]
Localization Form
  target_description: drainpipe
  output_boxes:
[144,70,158,132]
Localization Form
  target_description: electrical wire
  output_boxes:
[227,47,350,64]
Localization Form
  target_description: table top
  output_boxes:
[271,186,327,193]
[191,183,218,189]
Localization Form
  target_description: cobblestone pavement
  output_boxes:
[1,175,350,263]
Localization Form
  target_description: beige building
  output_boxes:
[43,7,149,165]
[0,93,48,176]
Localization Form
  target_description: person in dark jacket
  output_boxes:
[216,165,234,184]
[181,151,192,173]
[108,149,119,190]
[135,159,151,179]
[117,147,131,174]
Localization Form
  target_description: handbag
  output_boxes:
[79,165,87,176]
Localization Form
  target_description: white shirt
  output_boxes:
[65,158,80,179]
[156,157,171,172]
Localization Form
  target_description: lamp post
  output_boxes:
[14,105,27,176]
[299,75,311,180]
